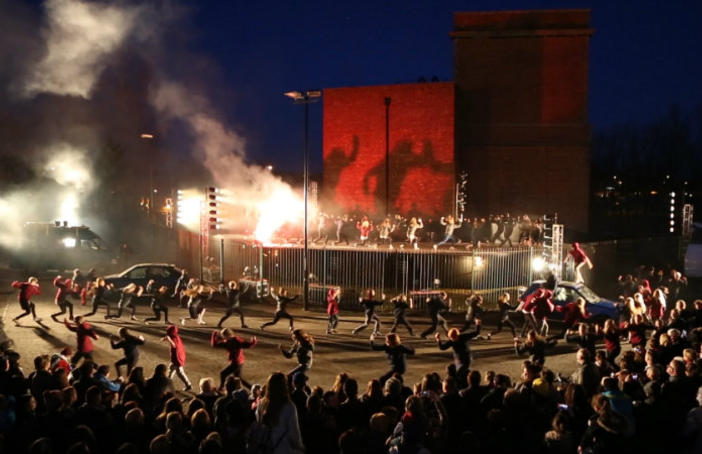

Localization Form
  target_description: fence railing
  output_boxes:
[202,241,541,311]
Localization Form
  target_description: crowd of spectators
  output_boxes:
[1,266,702,454]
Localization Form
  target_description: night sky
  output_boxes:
[185,0,702,173]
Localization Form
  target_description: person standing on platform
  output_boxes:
[565,242,593,284]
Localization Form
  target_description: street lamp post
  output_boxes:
[384,97,391,216]
[284,90,321,311]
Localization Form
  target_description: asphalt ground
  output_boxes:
[0,275,593,393]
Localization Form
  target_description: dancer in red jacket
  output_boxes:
[51,275,75,322]
[326,287,341,334]
[210,328,257,390]
[11,277,42,325]
[565,242,593,284]
[63,316,99,366]
[162,325,192,391]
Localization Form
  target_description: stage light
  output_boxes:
[474,256,484,269]
[532,257,546,272]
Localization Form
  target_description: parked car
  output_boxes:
[104,263,182,290]
[519,280,621,322]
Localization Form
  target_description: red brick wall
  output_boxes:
[452,9,592,232]
[322,83,455,216]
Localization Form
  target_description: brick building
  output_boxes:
[322,82,455,217]
[323,9,592,232]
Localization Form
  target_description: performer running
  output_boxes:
[181,285,212,326]
[389,294,414,336]
[144,285,172,325]
[63,316,99,366]
[280,329,314,384]
[217,280,249,329]
[326,287,341,334]
[530,288,555,336]
[162,325,192,391]
[51,275,75,322]
[564,242,593,284]
[490,292,518,340]
[461,294,485,336]
[407,217,424,249]
[171,268,190,305]
[11,277,42,325]
[211,328,257,390]
[84,278,112,319]
[420,291,451,339]
[514,330,557,366]
[107,283,142,320]
[110,327,145,377]
[370,332,414,384]
[436,323,480,389]
[260,287,298,331]
[352,289,384,336]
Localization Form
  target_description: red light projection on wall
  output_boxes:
[323,82,455,217]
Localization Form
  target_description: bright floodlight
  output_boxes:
[532,257,546,272]
[62,237,76,248]
[474,256,484,269]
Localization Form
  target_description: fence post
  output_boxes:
[528,246,533,284]
[470,248,476,291]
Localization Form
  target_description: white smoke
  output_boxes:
[0,142,96,248]
[23,0,140,98]
[153,81,307,241]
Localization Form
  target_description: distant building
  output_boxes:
[323,9,592,232]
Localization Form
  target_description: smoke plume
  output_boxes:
[22,0,141,98]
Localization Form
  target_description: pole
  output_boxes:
[303,97,310,311]
[199,200,203,282]
[219,237,224,283]
[384,97,391,216]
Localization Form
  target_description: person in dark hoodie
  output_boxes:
[110,327,145,378]
[388,395,429,454]
[370,332,415,385]
[217,280,249,329]
[162,325,192,391]
[280,329,314,385]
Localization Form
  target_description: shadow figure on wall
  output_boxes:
[362,140,452,212]
[324,135,360,198]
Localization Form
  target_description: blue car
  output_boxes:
[104,263,183,291]
[520,280,621,322]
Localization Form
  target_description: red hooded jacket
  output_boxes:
[166,325,186,367]
[210,331,257,365]
[12,281,41,302]
[53,277,74,304]
[64,319,98,353]
[327,289,340,315]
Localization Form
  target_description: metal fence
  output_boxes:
[203,241,540,311]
